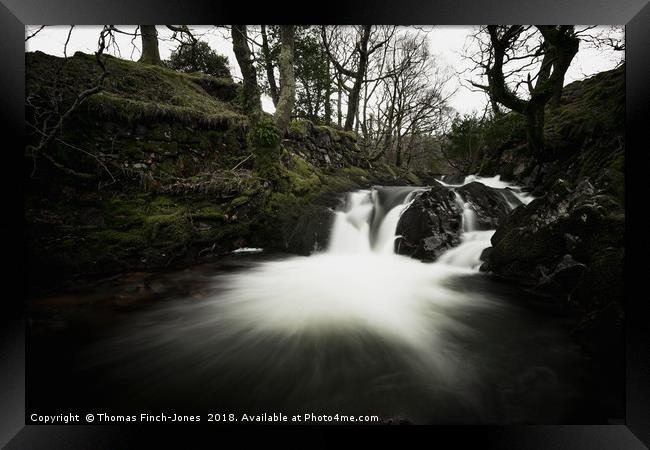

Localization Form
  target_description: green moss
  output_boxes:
[605,152,625,203]
[288,119,309,138]
[381,163,397,178]
[230,196,250,207]
[250,118,283,182]
[341,167,369,177]
[405,172,422,185]
[26,51,246,130]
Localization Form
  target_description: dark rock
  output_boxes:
[533,254,587,296]
[456,181,522,229]
[395,182,462,261]
[282,206,336,255]
[395,180,519,261]
[570,247,624,311]
[483,177,624,310]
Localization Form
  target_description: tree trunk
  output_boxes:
[274,25,296,136]
[490,97,502,117]
[261,25,279,107]
[231,25,262,125]
[336,75,343,128]
[344,25,371,131]
[525,103,546,157]
[324,59,332,124]
[139,25,161,65]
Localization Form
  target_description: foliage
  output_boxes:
[293,27,331,122]
[441,113,525,174]
[165,41,231,79]
[251,116,281,148]
[256,26,331,123]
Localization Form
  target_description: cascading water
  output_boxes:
[435,189,495,270]
[328,186,424,255]
[439,174,534,205]
[71,176,587,424]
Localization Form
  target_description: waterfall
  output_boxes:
[452,191,477,233]
[85,176,588,425]
[326,185,497,271]
[327,187,423,255]
[438,174,534,205]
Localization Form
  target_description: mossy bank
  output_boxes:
[25,51,432,294]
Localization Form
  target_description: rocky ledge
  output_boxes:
[480,177,624,313]
[395,180,520,260]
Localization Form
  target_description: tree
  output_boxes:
[256,26,331,124]
[260,25,280,106]
[139,25,199,67]
[139,25,161,65]
[274,26,296,135]
[231,25,262,124]
[468,25,580,156]
[358,30,453,167]
[321,26,393,131]
[166,41,231,78]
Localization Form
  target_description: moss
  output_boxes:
[405,172,422,185]
[288,119,310,138]
[341,167,369,177]
[230,196,250,207]
[250,118,283,183]
[381,163,397,178]
[605,152,625,204]
[27,51,247,131]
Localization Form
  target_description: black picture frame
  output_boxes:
[2,0,648,447]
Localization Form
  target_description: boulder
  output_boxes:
[395,182,463,261]
[456,181,522,229]
[395,180,517,261]
[482,177,624,309]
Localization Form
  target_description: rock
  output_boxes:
[394,182,463,261]
[533,254,587,296]
[483,177,624,309]
[456,181,522,229]
[569,247,623,311]
[395,180,519,261]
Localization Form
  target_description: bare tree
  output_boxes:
[260,25,280,106]
[467,25,580,156]
[26,26,112,182]
[321,26,394,131]
[360,30,454,167]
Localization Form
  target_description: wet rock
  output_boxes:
[533,254,587,296]
[396,181,519,261]
[395,182,463,261]
[456,181,522,229]
[483,177,624,309]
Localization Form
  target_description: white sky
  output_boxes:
[25,25,623,116]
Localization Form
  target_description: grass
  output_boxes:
[26,51,246,128]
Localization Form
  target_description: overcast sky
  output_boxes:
[25,25,623,116]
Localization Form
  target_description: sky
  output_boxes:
[25,25,624,116]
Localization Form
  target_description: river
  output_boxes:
[28,177,605,424]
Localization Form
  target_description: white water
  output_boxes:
[231,247,264,253]
[437,230,495,269]
[439,174,534,205]
[203,183,519,354]
[86,178,593,423]
[328,187,423,255]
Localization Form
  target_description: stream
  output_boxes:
[28,176,603,424]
